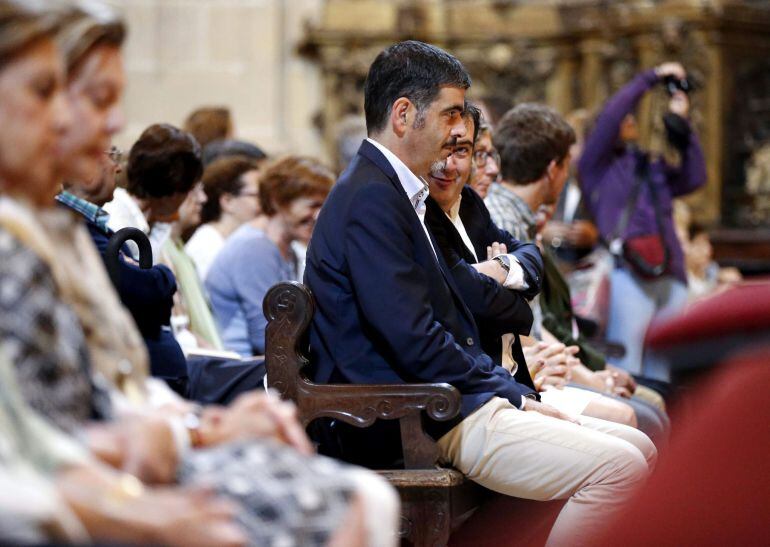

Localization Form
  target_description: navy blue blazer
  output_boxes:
[305,141,536,443]
[425,185,541,394]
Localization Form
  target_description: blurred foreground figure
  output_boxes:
[593,281,770,545]
[0,2,398,545]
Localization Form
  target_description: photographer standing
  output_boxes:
[578,63,706,383]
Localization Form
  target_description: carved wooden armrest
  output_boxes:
[295,379,460,469]
[264,281,462,468]
[292,381,460,429]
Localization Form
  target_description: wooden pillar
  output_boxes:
[634,33,660,151]
[698,30,725,224]
[579,38,605,111]
[548,44,579,115]
[321,69,342,162]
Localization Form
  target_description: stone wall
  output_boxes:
[108,0,326,160]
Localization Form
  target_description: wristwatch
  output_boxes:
[493,254,511,273]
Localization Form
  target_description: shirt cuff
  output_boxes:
[502,255,529,290]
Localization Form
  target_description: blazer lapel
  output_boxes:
[357,141,477,326]
[425,222,479,327]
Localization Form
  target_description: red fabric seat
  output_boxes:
[645,280,770,350]
[592,348,770,546]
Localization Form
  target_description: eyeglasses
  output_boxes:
[474,149,500,168]
[106,146,124,165]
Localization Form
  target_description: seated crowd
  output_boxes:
[0,1,756,546]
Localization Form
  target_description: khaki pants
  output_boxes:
[438,397,656,546]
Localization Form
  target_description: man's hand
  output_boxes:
[534,364,569,391]
[523,399,579,424]
[198,392,314,455]
[524,342,579,372]
[486,241,508,260]
[606,363,637,393]
[655,62,686,80]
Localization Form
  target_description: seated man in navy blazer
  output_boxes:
[305,40,651,546]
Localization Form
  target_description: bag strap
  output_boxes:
[606,153,649,255]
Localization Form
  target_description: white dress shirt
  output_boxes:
[366,138,438,260]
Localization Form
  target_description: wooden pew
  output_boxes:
[263,281,489,546]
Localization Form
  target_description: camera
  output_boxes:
[662,75,692,96]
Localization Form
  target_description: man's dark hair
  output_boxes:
[464,102,482,144]
[200,156,261,224]
[203,139,267,166]
[127,123,203,199]
[364,40,471,135]
[494,103,576,185]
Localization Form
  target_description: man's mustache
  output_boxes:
[430,158,448,175]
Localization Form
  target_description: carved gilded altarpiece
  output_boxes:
[300,0,770,232]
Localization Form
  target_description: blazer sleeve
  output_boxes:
[578,69,659,193]
[426,195,534,338]
[447,263,533,338]
[344,182,531,407]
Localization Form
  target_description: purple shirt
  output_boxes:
[578,69,707,283]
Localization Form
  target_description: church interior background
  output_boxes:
[110,0,770,273]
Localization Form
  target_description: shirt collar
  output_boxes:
[366,137,429,211]
[55,190,112,233]
[494,183,537,240]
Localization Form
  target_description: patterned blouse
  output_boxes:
[0,228,110,432]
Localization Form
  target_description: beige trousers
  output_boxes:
[437,397,656,547]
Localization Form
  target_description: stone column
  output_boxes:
[579,37,606,111]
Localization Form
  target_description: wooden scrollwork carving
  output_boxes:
[263,281,462,469]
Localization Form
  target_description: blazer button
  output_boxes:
[466,337,474,346]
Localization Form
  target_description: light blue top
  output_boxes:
[205,225,297,356]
